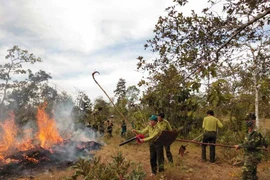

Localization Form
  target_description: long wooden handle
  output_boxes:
[92,71,127,122]
[176,139,235,148]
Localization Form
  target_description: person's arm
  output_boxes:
[202,118,205,129]
[217,119,223,128]
[240,132,262,150]
[143,128,160,142]
[132,126,149,135]
[167,120,172,131]
[262,135,268,148]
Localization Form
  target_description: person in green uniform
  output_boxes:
[157,112,173,163]
[234,113,268,180]
[202,110,223,163]
[132,115,163,176]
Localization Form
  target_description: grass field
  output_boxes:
[14,120,270,180]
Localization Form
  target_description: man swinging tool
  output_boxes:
[132,115,163,177]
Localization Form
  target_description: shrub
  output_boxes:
[67,151,146,180]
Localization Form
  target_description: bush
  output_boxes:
[67,151,146,180]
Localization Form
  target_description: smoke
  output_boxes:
[53,99,100,141]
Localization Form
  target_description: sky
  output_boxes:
[0,0,211,103]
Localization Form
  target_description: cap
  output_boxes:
[149,115,158,121]
[245,113,256,121]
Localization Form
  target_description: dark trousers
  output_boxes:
[165,145,173,163]
[150,143,164,174]
[202,131,217,162]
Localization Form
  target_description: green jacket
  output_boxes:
[202,115,223,132]
[158,119,172,131]
[136,125,162,144]
[239,130,268,161]
[239,130,268,153]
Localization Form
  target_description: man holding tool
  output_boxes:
[132,115,163,176]
[234,113,268,180]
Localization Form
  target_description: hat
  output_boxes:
[149,115,158,121]
[245,113,256,121]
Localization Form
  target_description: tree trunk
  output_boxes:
[254,73,259,128]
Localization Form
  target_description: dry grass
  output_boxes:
[13,121,270,180]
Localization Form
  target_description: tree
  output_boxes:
[137,0,269,84]
[114,78,128,117]
[239,36,270,127]
[74,91,93,124]
[7,70,54,123]
[114,78,126,101]
[126,85,140,107]
[136,0,269,123]
[0,46,42,107]
[139,64,200,131]
[92,97,110,126]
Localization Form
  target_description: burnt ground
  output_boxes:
[0,140,102,179]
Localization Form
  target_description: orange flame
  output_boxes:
[23,155,39,163]
[36,102,63,150]
[0,102,64,164]
[0,112,18,160]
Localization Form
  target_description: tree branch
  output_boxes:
[216,7,270,60]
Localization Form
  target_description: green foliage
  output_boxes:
[0,46,42,107]
[136,0,270,130]
[73,91,93,124]
[114,78,127,100]
[68,152,146,180]
[139,65,200,131]
[218,129,244,162]
[0,46,62,124]
[207,79,233,108]
[91,97,110,125]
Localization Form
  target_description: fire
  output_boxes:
[23,155,39,163]
[0,102,64,164]
[17,128,35,151]
[0,112,18,161]
[0,113,17,150]
[36,102,63,150]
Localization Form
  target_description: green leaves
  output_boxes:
[68,152,146,180]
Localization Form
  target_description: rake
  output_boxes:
[177,136,235,157]
[178,134,203,157]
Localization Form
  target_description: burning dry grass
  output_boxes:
[0,102,101,180]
